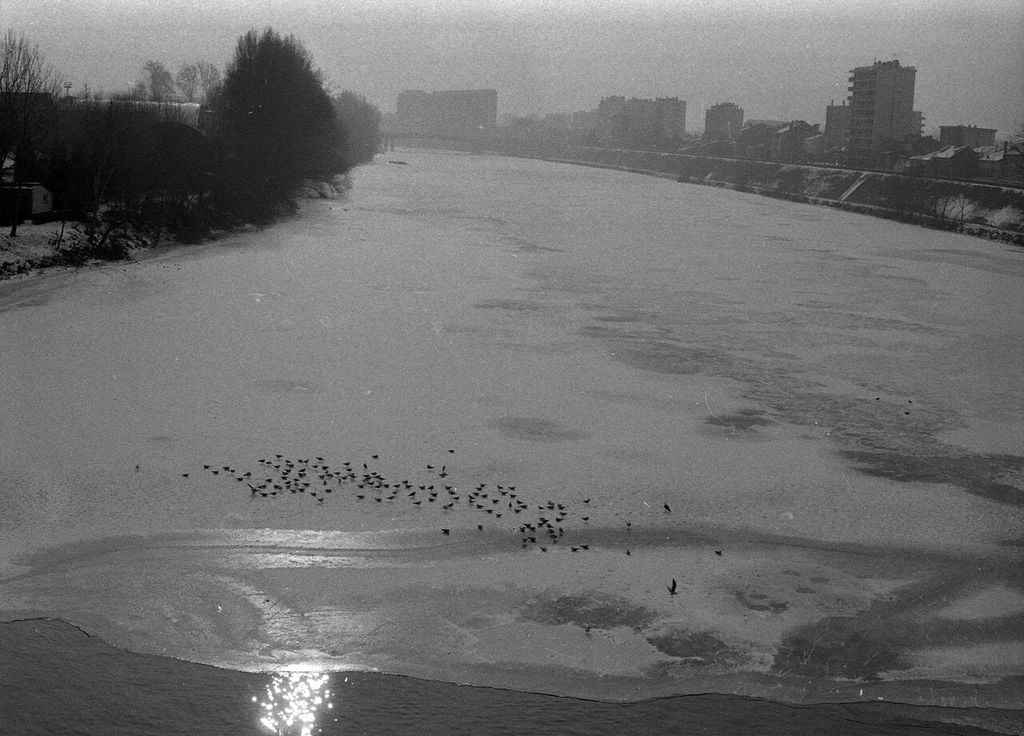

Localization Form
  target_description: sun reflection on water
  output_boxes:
[253,671,333,736]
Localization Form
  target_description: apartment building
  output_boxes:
[395,89,498,137]
[823,100,850,152]
[846,60,919,161]
[597,96,686,145]
[704,102,744,140]
[939,125,997,148]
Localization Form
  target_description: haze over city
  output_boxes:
[4,0,1023,136]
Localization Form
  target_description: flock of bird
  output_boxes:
[186,449,695,595]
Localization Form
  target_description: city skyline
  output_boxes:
[3,0,1022,136]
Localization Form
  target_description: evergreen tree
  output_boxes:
[212,28,344,220]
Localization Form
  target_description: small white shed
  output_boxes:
[0,183,53,223]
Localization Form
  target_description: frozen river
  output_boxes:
[1,150,1023,729]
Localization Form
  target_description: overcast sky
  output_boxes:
[5,0,1023,136]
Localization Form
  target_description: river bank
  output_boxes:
[0,222,91,278]
[498,144,1024,244]
[0,179,349,280]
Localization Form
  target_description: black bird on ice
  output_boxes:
[668,578,678,596]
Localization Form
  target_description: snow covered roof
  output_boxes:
[910,145,974,161]
[974,146,1022,162]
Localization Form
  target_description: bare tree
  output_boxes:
[0,30,64,235]
[143,60,175,102]
[176,63,199,102]
[195,61,221,101]
[126,80,148,101]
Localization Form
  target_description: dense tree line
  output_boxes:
[332,91,383,166]
[2,27,383,260]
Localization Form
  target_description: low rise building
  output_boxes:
[736,121,786,159]
[768,121,820,162]
[904,145,979,179]
[975,144,1024,184]
[803,134,826,161]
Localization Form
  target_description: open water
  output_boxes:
[3,619,1017,735]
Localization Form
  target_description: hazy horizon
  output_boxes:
[5,0,1023,136]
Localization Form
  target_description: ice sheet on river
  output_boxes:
[1,150,1022,714]
[2,524,1022,709]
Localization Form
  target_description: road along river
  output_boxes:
[1,150,1022,729]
